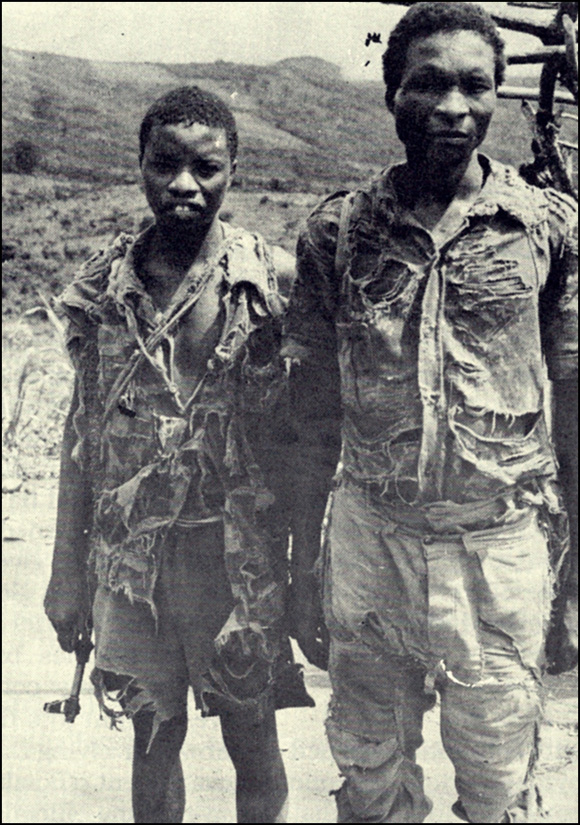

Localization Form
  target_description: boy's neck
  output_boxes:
[148,217,223,272]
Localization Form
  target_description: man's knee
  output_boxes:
[326,720,432,823]
[440,673,541,823]
[328,640,433,755]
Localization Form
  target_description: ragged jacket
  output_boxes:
[57,222,297,689]
[285,156,578,530]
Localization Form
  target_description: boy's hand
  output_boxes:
[289,578,329,671]
[44,574,89,653]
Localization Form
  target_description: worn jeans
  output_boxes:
[323,480,552,823]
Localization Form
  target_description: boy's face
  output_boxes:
[141,121,235,232]
[393,29,497,167]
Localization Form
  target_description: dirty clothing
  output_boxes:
[284,156,578,822]
[324,479,550,823]
[285,156,577,508]
[57,221,311,725]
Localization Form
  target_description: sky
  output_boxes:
[2,2,539,82]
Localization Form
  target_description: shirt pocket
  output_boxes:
[445,228,536,343]
[449,409,555,487]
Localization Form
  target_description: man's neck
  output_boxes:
[401,151,483,208]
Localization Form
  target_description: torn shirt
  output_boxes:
[284,155,578,515]
[57,221,298,703]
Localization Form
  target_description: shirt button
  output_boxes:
[423,536,435,545]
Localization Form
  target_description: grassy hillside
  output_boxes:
[3,45,576,317]
[2,45,554,190]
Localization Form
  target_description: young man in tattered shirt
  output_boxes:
[44,86,311,824]
[285,4,577,823]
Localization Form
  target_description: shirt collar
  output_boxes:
[372,154,547,230]
[107,225,157,324]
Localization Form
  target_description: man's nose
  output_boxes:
[435,87,470,121]
[168,169,199,195]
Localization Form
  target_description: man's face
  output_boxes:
[141,122,234,232]
[393,30,497,166]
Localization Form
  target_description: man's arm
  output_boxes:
[283,197,345,668]
[540,190,578,673]
[548,378,578,673]
[44,380,93,653]
[287,363,341,669]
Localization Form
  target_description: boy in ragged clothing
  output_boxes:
[44,85,310,824]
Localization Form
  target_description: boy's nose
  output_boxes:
[168,169,199,194]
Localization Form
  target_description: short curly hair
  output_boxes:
[383,2,506,111]
[139,85,238,163]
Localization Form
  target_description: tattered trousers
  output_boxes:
[323,481,552,824]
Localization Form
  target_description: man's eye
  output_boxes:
[464,79,493,95]
[408,77,447,94]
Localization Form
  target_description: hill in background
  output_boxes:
[2,46,546,190]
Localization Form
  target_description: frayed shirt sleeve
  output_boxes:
[282,197,345,582]
[283,194,345,423]
[540,190,578,382]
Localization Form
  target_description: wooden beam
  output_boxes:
[382,3,558,43]
[508,46,566,63]
[498,86,576,103]
[490,12,557,41]
[508,2,560,9]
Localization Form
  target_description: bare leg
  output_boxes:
[131,712,188,824]
[220,707,288,823]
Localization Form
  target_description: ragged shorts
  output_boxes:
[323,479,553,824]
[92,521,234,732]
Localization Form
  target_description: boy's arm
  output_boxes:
[44,380,93,653]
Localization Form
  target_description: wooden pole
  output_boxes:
[498,86,575,103]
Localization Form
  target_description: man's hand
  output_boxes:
[288,578,329,671]
[44,574,89,653]
[546,596,578,675]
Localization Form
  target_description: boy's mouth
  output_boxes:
[165,202,204,216]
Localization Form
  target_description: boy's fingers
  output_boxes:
[55,622,80,653]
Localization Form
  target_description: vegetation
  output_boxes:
[1,47,576,479]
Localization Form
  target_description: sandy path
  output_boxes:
[2,480,577,823]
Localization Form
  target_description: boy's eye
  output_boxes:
[150,156,178,173]
[197,163,221,178]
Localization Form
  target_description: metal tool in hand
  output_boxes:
[43,634,94,723]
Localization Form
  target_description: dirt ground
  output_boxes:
[2,479,577,824]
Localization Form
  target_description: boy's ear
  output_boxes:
[230,159,238,179]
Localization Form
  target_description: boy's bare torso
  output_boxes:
[141,235,224,396]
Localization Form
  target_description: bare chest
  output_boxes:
[145,259,225,394]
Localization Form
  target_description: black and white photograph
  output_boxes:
[2,2,578,823]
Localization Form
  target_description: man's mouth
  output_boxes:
[431,131,471,143]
